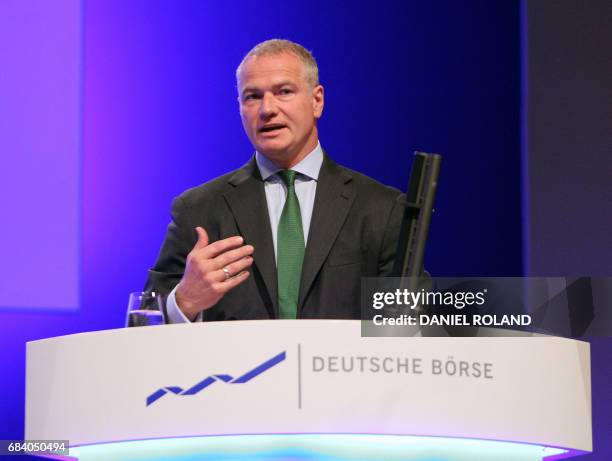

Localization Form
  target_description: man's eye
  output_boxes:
[244,94,260,101]
[279,89,293,95]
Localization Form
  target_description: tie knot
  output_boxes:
[278,169,298,187]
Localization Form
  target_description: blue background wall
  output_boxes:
[1,0,609,458]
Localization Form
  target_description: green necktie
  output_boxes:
[277,170,305,319]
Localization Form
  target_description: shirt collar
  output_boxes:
[255,142,324,182]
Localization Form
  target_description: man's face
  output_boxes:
[238,52,324,168]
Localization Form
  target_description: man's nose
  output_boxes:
[259,92,278,119]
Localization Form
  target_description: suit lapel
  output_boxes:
[298,155,355,311]
[223,158,278,315]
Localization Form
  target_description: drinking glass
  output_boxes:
[126,291,165,327]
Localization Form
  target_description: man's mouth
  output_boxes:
[259,124,286,133]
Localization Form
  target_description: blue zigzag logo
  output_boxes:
[146,351,286,406]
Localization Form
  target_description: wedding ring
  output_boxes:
[222,267,231,280]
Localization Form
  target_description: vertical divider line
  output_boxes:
[297,343,302,409]
[520,0,531,277]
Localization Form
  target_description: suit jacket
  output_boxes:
[145,153,403,320]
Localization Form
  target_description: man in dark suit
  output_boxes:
[145,39,403,322]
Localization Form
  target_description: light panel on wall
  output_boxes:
[0,0,81,310]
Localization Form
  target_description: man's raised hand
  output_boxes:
[175,226,254,321]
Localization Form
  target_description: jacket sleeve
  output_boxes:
[143,196,196,297]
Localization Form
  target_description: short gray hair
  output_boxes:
[236,39,319,89]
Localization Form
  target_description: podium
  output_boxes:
[26,320,592,460]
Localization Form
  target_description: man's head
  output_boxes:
[236,39,324,168]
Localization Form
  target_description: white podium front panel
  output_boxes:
[26,320,591,458]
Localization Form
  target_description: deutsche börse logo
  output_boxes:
[146,351,286,406]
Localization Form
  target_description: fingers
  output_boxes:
[190,228,249,261]
[193,226,209,250]
[211,244,254,270]
[214,270,250,293]
[211,255,254,283]
[187,228,254,280]
[225,255,254,276]
[188,227,254,278]
[197,235,246,259]
[179,229,254,316]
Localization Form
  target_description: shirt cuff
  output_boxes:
[166,285,203,324]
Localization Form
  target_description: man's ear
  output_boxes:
[312,84,324,119]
